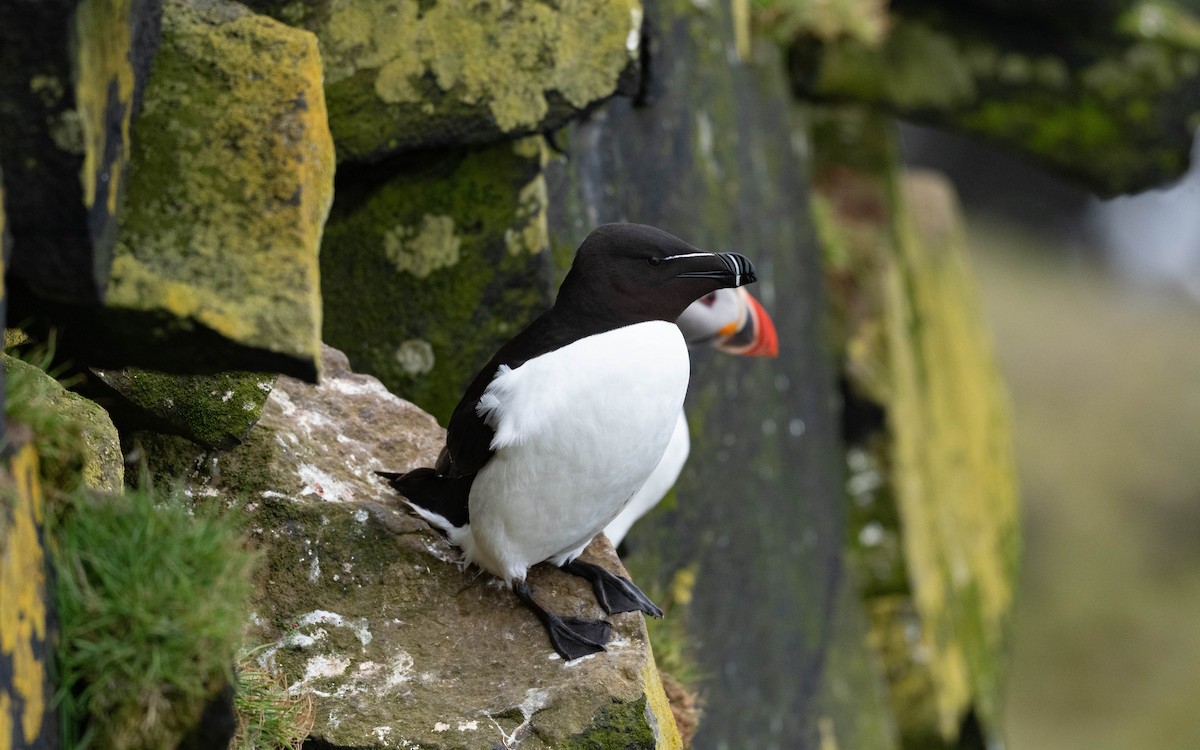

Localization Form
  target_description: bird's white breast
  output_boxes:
[466,320,690,581]
[603,409,690,547]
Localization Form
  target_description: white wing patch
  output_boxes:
[476,363,547,449]
[474,364,510,431]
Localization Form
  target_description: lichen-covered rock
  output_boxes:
[321,138,555,423]
[244,0,643,160]
[88,0,332,380]
[0,436,55,747]
[91,367,276,450]
[0,0,160,305]
[2,356,124,493]
[147,345,680,748]
[789,2,1200,195]
[816,113,1018,746]
[885,169,1018,743]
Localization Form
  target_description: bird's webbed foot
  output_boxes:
[559,559,664,618]
[513,580,612,660]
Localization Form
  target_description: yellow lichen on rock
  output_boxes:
[308,0,642,156]
[877,168,1019,739]
[3,356,125,493]
[505,138,550,256]
[383,215,462,278]
[816,111,1018,744]
[324,0,640,131]
[641,657,684,750]
[105,0,333,369]
[72,0,136,216]
[0,443,48,745]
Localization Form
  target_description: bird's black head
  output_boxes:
[556,223,757,324]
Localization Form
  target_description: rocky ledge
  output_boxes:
[145,345,680,749]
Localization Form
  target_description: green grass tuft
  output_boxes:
[50,487,256,749]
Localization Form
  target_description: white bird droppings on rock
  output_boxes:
[290,654,351,693]
[385,650,416,691]
[298,463,351,502]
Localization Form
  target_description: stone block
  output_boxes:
[245,0,644,161]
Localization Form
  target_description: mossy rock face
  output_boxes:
[81,0,332,381]
[815,114,1018,746]
[321,138,555,423]
[0,0,160,305]
[91,367,276,450]
[146,345,680,749]
[243,0,643,161]
[789,2,1200,195]
[3,356,124,493]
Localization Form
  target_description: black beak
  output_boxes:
[674,252,757,287]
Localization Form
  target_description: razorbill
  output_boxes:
[603,287,778,547]
[378,223,757,660]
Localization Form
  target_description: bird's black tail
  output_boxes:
[376,468,471,529]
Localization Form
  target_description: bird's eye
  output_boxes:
[648,256,662,266]
[700,292,718,306]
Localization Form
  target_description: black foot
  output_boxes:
[547,615,613,661]
[513,580,613,661]
[560,560,664,618]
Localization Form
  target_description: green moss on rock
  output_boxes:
[791,2,1200,195]
[564,698,655,750]
[246,0,643,160]
[92,367,276,450]
[321,138,555,423]
[105,0,333,380]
